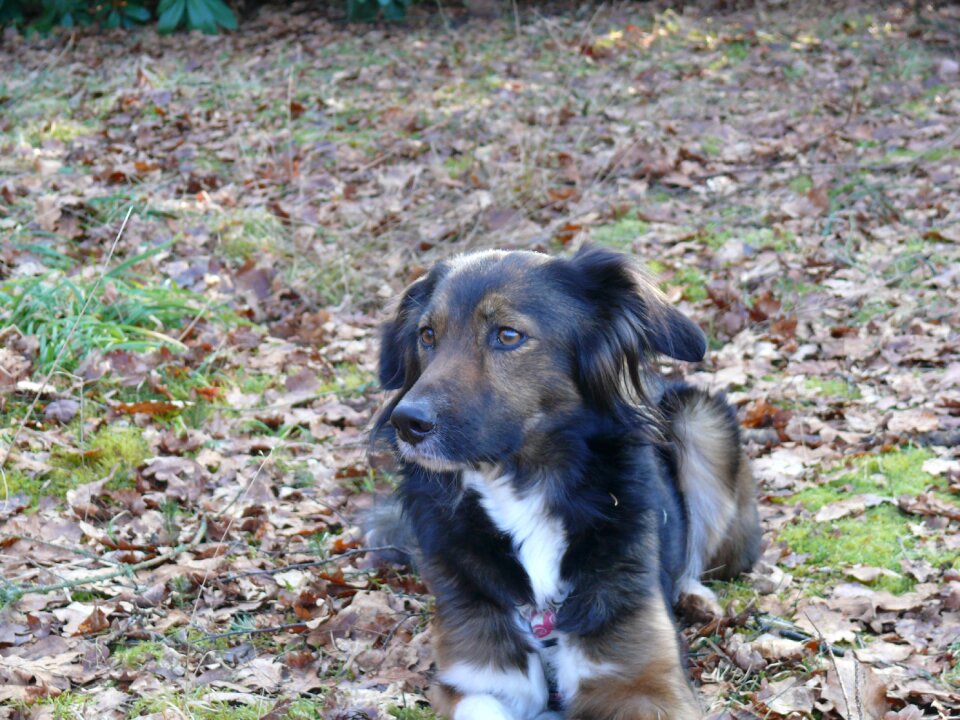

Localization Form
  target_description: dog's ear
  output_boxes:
[569,246,706,410]
[379,264,447,390]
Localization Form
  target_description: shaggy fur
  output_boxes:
[368,246,760,720]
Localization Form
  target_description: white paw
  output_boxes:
[533,712,565,720]
[454,694,517,720]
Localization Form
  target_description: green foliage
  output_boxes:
[346,0,411,23]
[157,0,236,34]
[2,0,152,31]
[0,0,235,33]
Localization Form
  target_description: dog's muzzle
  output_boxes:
[390,400,436,445]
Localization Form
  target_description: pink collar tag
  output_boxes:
[529,608,557,639]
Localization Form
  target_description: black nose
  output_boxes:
[390,402,436,445]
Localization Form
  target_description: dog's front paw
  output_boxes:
[677,579,723,622]
[454,694,518,720]
[533,712,565,720]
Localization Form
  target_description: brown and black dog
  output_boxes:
[368,246,760,720]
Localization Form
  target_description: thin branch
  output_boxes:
[0,516,207,608]
[803,610,854,719]
[218,545,403,582]
[194,621,311,643]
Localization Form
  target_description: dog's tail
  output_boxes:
[363,495,417,567]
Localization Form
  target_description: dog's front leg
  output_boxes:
[427,605,549,720]
[560,594,701,720]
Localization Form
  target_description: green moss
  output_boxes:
[855,300,894,323]
[741,227,795,252]
[646,259,667,276]
[113,640,165,668]
[778,448,957,594]
[670,267,708,302]
[317,364,375,398]
[7,426,149,503]
[698,226,733,249]
[592,217,650,248]
[50,426,149,494]
[389,703,437,720]
[775,277,818,307]
[710,576,759,614]
[443,154,473,178]
[214,209,285,262]
[700,135,723,157]
[788,175,814,194]
[235,370,280,395]
[723,41,749,62]
[803,377,861,400]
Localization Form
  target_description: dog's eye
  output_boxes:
[496,327,525,348]
[419,327,436,347]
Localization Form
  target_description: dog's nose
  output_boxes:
[391,403,436,444]
[390,402,436,445]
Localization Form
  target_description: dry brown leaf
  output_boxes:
[820,656,889,720]
[814,494,890,522]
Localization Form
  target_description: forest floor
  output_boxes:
[1,1,960,718]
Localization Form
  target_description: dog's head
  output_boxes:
[375,246,706,471]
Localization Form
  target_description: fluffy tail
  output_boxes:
[363,495,417,567]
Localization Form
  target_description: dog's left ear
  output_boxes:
[569,246,706,409]
[571,245,706,362]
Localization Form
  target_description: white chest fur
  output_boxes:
[462,470,568,609]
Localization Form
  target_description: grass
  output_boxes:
[777,448,957,594]
[12,689,89,719]
[0,271,217,374]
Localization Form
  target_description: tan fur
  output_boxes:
[706,452,760,579]
[427,681,462,719]
[569,594,701,720]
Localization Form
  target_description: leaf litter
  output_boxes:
[1,1,960,718]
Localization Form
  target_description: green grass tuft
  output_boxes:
[0,272,220,374]
[129,690,325,719]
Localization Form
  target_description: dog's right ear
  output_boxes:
[379,264,447,390]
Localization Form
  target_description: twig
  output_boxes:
[757,613,846,656]
[0,207,134,478]
[0,516,207,608]
[0,532,125,567]
[803,610,855,719]
[217,545,403,581]
[193,621,311,643]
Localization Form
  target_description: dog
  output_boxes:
[368,246,760,720]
